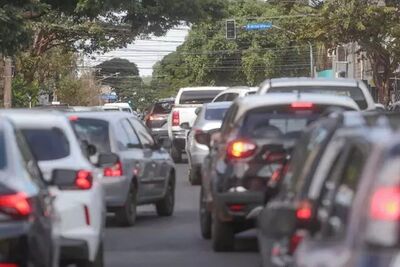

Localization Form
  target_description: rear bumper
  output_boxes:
[60,237,89,261]
[214,191,265,222]
[102,176,131,208]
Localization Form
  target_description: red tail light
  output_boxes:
[370,186,400,221]
[0,192,31,218]
[226,139,257,160]
[172,111,180,126]
[75,170,93,190]
[291,102,314,110]
[229,204,245,212]
[296,201,312,221]
[0,264,19,267]
[104,161,123,177]
[68,115,79,121]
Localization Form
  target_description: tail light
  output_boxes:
[291,102,314,110]
[172,111,180,126]
[0,264,18,267]
[369,186,400,221]
[296,200,312,221]
[229,204,245,212]
[226,139,257,160]
[0,192,31,218]
[104,161,123,177]
[75,170,93,190]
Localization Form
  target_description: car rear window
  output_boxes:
[179,90,222,105]
[240,105,340,139]
[153,102,173,114]
[205,107,229,121]
[0,132,6,170]
[22,128,70,161]
[71,119,111,153]
[268,86,367,109]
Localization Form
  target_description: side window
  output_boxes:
[114,121,131,150]
[225,93,238,101]
[214,94,226,102]
[121,119,141,147]
[220,104,238,136]
[129,119,155,147]
[15,131,46,187]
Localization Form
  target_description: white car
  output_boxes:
[258,77,376,110]
[212,86,258,102]
[1,110,115,267]
[104,103,133,113]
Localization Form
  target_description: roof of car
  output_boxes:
[0,109,68,125]
[68,111,135,122]
[204,101,232,109]
[260,77,361,89]
[179,86,228,92]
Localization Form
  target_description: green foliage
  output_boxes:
[12,75,40,108]
[151,0,312,94]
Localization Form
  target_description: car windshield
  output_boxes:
[71,118,111,153]
[180,90,222,104]
[205,107,229,121]
[22,128,70,161]
[0,132,6,170]
[268,86,367,110]
[153,102,173,114]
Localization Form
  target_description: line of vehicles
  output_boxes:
[155,77,400,267]
[0,108,175,266]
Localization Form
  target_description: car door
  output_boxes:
[129,118,165,199]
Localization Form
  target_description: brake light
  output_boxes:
[68,115,79,121]
[172,111,180,126]
[104,161,123,177]
[296,201,312,221]
[229,204,245,212]
[291,102,314,110]
[370,186,400,221]
[75,170,93,190]
[0,264,18,267]
[226,139,257,160]
[0,192,31,218]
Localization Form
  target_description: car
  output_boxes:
[168,86,228,163]
[200,93,360,252]
[144,98,174,147]
[0,110,113,267]
[185,101,232,185]
[104,103,133,113]
[292,114,400,267]
[258,78,376,110]
[212,86,258,102]
[68,112,176,226]
[0,117,61,267]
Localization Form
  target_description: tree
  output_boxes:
[96,58,143,101]
[292,0,400,103]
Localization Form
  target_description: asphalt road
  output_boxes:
[104,163,260,267]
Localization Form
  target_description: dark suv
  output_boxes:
[145,98,174,147]
[200,93,359,252]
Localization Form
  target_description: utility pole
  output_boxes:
[3,57,12,109]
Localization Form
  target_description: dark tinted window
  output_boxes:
[0,132,6,169]
[153,102,173,114]
[179,90,222,104]
[225,93,239,101]
[72,119,111,153]
[268,86,367,109]
[205,107,229,121]
[22,128,70,161]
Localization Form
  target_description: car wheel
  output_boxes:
[199,186,212,239]
[156,178,175,216]
[116,184,137,226]
[76,242,104,267]
[170,144,182,163]
[212,212,234,252]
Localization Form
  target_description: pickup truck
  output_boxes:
[167,86,227,162]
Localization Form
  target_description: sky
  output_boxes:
[85,27,189,76]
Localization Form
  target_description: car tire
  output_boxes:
[170,144,182,163]
[199,187,212,239]
[189,167,201,186]
[156,178,175,216]
[212,212,234,252]
[116,184,137,227]
[76,242,104,267]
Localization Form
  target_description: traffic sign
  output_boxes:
[244,22,273,31]
[101,93,118,101]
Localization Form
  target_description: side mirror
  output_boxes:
[180,122,191,130]
[195,107,202,115]
[50,169,77,189]
[97,153,119,168]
